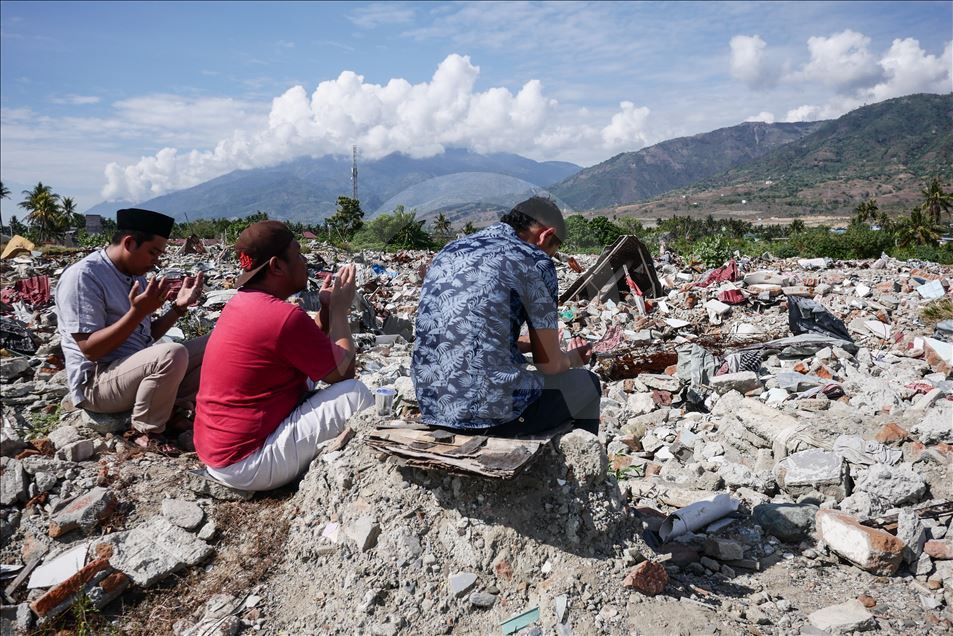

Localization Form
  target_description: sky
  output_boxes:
[1,1,951,215]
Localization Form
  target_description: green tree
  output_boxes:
[461,221,477,235]
[789,219,806,234]
[852,199,879,226]
[564,215,593,249]
[351,205,433,250]
[588,216,623,247]
[9,215,26,235]
[0,180,9,231]
[19,182,67,242]
[432,212,453,242]
[895,208,941,247]
[920,177,953,225]
[326,196,364,244]
[615,216,645,236]
[60,196,85,230]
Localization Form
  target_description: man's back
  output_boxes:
[412,223,558,429]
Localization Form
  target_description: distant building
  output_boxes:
[85,214,103,235]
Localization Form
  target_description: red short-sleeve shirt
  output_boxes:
[194,289,339,468]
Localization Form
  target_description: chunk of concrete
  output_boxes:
[753,503,818,542]
[345,515,381,552]
[557,429,608,487]
[710,372,761,395]
[56,439,95,463]
[0,358,32,381]
[77,410,129,434]
[161,499,205,531]
[97,515,214,587]
[897,509,927,564]
[854,463,926,508]
[774,449,848,500]
[0,457,29,505]
[49,487,117,537]
[808,599,876,633]
[912,404,953,444]
[48,425,83,450]
[923,337,953,375]
[448,572,477,597]
[815,509,905,575]
[0,423,27,457]
[703,537,744,561]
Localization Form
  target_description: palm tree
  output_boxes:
[895,208,940,247]
[60,196,85,229]
[788,219,805,234]
[920,177,953,225]
[852,199,879,225]
[19,182,66,242]
[432,212,452,241]
[0,180,9,231]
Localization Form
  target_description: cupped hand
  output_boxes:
[329,264,357,315]
[129,275,171,316]
[174,271,205,310]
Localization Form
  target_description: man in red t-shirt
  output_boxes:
[194,221,372,490]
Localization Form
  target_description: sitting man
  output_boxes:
[194,221,372,491]
[55,208,206,450]
[412,196,601,436]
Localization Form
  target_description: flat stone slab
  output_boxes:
[98,516,214,587]
[774,449,847,499]
[161,499,205,531]
[808,599,876,633]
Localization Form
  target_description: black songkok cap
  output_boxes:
[116,208,174,239]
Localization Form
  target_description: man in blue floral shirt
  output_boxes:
[412,196,600,436]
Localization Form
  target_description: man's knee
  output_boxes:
[337,379,374,411]
[154,343,189,380]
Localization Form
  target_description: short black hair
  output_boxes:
[111,229,155,247]
[500,196,566,241]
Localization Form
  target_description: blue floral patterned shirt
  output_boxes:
[412,222,559,429]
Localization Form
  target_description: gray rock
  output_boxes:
[56,439,95,462]
[49,487,117,537]
[912,404,953,444]
[346,515,381,551]
[0,424,27,457]
[704,537,745,561]
[469,592,497,608]
[0,457,29,505]
[639,374,681,392]
[77,410,129,434]
[897,509,927,563]
[448,572,477,597]
[775,372,826,392]
[97,515,214,587]
[197,520,218,541]
[855,463,926,507]
[699,556,720,571]
[161,498,205,531]
[0,357,32,381]
[48,425,83,450]
[185,469,253,501]
[808,599,876,633]
[774,449,848,500]
[557,429,608,487]
[33,471,58,494]
[177,593,242,636]
[710,372,761,395]
[753,503,818,542]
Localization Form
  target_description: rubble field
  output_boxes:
[1,239,952,635]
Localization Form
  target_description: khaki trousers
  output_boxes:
[82,335,208,434]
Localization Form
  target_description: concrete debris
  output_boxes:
[808,599,877,633]
[815,509,906,575]
[97,515,214,587]
[1,237,950,634]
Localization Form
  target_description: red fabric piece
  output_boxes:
[194,289,340,468]
[13,276,50,307]
[0,287,19,304]
[698,259,739,287]
[904,382,935,395]
[717,289,747,305]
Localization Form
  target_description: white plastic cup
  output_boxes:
[375,387,397,417]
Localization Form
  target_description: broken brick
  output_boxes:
[29,558,110,617]
[924,540,952,560]
[874,422,909,445]
[815,509,906,575]
[623,560,668,596]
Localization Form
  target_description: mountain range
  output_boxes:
[86,92,952,224]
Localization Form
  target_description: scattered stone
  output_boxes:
[854,463,927,507]
[557,429,608,486]
[0,456,29,505]
[815,509,905,575]
[623,561,668,596]
[449,572,477,598]
[704,537,745,561]
[774,449,848,500]
[47,425,83,449]
[710,372,761,395]
[56,438,95,462]
[0,357,32,381]
[753,503,818,542]
[161,499,205,531]
[469,592,497,608]
[897,509,928,563]
[808,599,877,633]
[345,515,381,551]
[924,540,953,560]
[75,410,130,434]
[97,515,214,587]
[48,487,117,538]
[197,520,218,542]
[857,594,876,608]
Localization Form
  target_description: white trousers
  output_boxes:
[207,379,373,491]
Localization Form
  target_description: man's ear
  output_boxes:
[120,235,137,252]
[537,226,556,247]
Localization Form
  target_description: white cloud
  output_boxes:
[601,101,650,149]
[51,94,101,105]
[729,35,776,89]
[798,30,882,92]
[348,2,415,28]
[867,38,953,101]
[100,54,653,201]
[745,111,775,123]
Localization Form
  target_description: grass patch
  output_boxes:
[921,298,953,325]
[28,407,61,439]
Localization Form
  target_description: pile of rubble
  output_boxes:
[1,237,951,634]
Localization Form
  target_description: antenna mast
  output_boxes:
[351,145,358,201]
